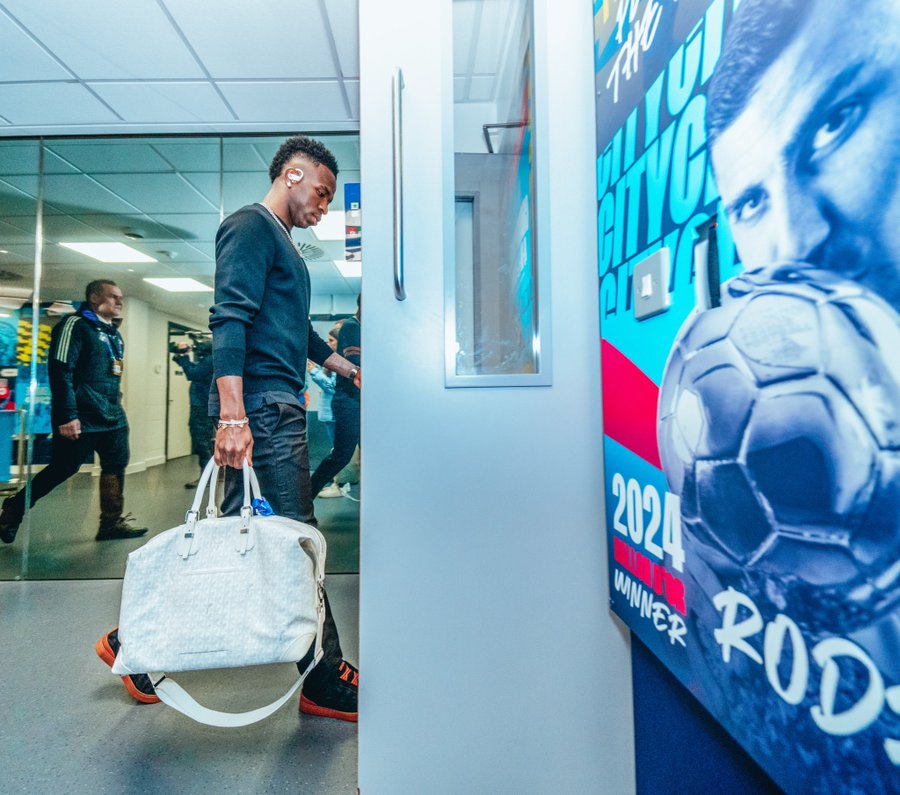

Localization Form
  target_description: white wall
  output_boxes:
[119,298,204,472]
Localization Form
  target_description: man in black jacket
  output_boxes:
[0,280,147,544]
[172,336,215,488]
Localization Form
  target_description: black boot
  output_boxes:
[96,473,147,541]
[0,493,24,544]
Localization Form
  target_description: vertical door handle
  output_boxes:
[392,67,406,301]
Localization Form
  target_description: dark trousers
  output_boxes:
[188,405,215,474]
[310,392,360,497]
[6,427,129,517]
[220,401,344,671]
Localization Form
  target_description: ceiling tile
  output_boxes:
[89,82,234,124]
[0,83,119,125]
[453,0,478,74]
[5,172,137,215]
[223,141,272,172]
[218,81,349,123]
[162,0,335,79]
[45,141,173,173]
[223,172,270,214]
[344,80,360,121]
[91,172,220,214]
[469,75,496,102]
[322,0,359,78]
[153,213,220,242]
[0,11,71,80]
[57,214,185,244]
[0,213,33,236]
[475,0,517,74]
[150,140,222,172]
[0,142,40,176]
[179,172,220,207]
[0,0,205,79]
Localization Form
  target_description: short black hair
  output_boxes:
[85,279,117,304]
[268,135,339,183]
[707,0,814,146]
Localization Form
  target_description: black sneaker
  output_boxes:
[299,660,358,722]
[96,514,148,541]
[0,497,22,544]
[94,629,161,704]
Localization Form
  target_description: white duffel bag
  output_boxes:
[110,457,327,727]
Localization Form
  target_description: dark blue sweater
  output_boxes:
[209,204,332,399]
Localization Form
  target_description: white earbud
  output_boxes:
[287,169,304,184]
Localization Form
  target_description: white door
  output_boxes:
[358,1,634,793]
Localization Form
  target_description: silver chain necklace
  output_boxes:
[258,202,298,250]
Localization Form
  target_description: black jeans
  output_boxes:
[188,404,215,474]
[310,392,360,497]
[221,400,344,670]
[6,426,129,516]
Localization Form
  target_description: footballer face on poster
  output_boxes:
[656,0,900,791]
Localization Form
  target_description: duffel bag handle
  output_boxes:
[185,458,265,521]
[179,459,267,558]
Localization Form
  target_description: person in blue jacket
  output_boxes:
[0,280,147,544]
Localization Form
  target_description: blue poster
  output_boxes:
[344,181,361,263]
[595,1,900,793]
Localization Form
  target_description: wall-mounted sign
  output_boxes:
[595,1,900,793]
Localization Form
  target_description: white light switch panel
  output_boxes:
[633,248,671,320]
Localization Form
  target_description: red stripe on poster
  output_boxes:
[601,339,662,470]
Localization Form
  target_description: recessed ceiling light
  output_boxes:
[311,211,346,241]
[335,260,361,278]
[143,278,212,293]
[60,242,156,263]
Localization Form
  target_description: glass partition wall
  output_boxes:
[0,134,360,580]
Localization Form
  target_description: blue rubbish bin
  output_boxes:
[0,410,16,483]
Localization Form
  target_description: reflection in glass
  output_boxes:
[0,135,360,581]
[0,140,41,576]
[450,0,543,383]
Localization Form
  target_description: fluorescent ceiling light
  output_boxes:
[335,260,361,278]
[60,242,157,263]
[311,211,346,241]
[143,278,212,293]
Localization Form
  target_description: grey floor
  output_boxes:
[0,575,359,794]
[1,417,361,793]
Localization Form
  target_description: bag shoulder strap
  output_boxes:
[152,648,322,728]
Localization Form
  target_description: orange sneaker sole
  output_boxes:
[299,695,358,723]
[94,631,161,705]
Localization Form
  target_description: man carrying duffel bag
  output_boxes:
[96,135,361,722]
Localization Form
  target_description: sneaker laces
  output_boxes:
[338,660,359,688]
[340,483,360,503]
